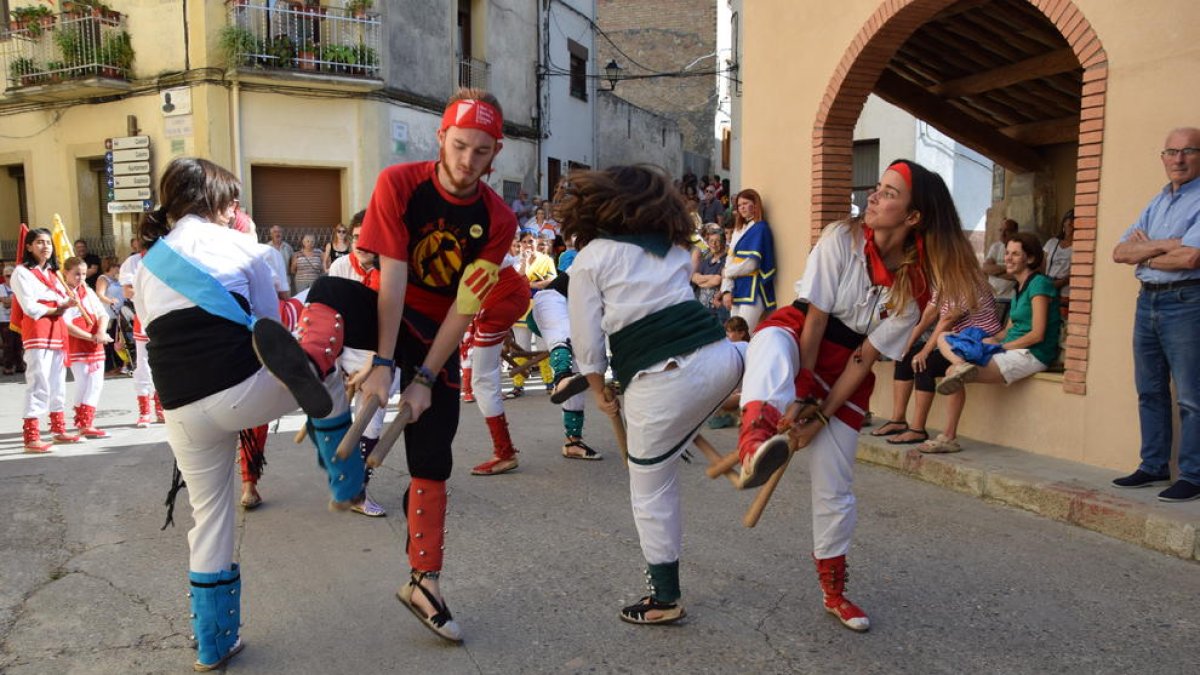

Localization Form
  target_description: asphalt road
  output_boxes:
[1,374,1196,674]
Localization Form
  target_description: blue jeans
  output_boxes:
[1133,285,1200,484]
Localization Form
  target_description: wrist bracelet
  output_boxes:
[371,354,395,370]
[813,409,830,426]
[412,365,435,388]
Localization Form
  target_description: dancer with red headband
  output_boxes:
[735,160,981,632]
[254,88,516,643]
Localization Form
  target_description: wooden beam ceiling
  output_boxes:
[1000,116,1080,146]
[874,70,1043,172]
[930,48,1080,97]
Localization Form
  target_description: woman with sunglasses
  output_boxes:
[324,222,352,270]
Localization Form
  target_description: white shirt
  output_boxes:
[118,252,142,288]
[263,243,291,293]
[984,240,1015,298]
[1042,237,1072,298]
[10,264,66,321]
[794,222,919,362]
[327,254,362,283]
[135,214,281,328]
[63,285,108,327]
[0,281,11,322]
[568,239,697,377]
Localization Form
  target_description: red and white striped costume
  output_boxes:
[64,283,109,408]
[10,264,69,418]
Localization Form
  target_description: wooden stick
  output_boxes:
[609,412,628,467]
[293,426,307,444]
[367,405,412,468]
[506,352,549,378]
[743,452,793,528]
[693,434,739,486]
[602,384,628,467]
[334,395,380,461]
[706,450,742,480]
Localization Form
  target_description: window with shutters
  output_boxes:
[249,166,343,246]
[568,39,587,101]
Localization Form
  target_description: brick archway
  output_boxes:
[813,0,1107,395]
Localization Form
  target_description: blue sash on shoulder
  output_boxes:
[142,240,255,331]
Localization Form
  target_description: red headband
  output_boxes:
[888,161,913,190]
[441,99,503,140]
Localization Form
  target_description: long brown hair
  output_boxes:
[884,160,983,315]
[555,164,693,251]
[732,188,765,230]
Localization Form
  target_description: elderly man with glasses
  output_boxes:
[1112,127,1200,502]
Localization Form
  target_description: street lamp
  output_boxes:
[603,59,622,91]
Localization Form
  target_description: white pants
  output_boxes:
[741,326,859,559]
[471,342,505,418]
[532,290,584,413]
[732,297,768,332]
[624,340,742,565]
[166,367,345,573]
[133,339,154,396]
[23,348,66,418]
[70,361,105,408]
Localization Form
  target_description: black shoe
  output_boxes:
[619,596,686,625]
[549,371,589,404]
[1157,480,1200,502]
[1112,469,1172,489]
[252,319,333,418]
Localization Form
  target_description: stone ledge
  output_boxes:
[856,433,1200,562]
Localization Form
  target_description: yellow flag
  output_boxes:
[50,213,95,327]
[51,214,73,271]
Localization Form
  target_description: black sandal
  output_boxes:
[870,419,908,437]
[396,571,463,643]
[620,596,686,625]
[886,428,929,445]
[562,439,602,460]
[549,372,589,404]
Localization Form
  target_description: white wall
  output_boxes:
[855,96,994,232]
[540,0,597,197]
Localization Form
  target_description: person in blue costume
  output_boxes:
[135,158,341,671]
[720,188,776,330]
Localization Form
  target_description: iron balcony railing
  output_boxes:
[2,13,132,92]
[224,1,381,78]
[458,56,490,90]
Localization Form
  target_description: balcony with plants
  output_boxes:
[2,1,133,100]
[219,1,381,84]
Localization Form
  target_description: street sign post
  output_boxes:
[105,135,154,213]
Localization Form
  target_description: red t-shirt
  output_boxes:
[357,161,517,320]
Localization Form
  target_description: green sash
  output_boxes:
[608,300,724,387]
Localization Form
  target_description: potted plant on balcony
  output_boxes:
[8,57,39,87]
[322,44,356,74]
[298,39,317,70]
[10,3,55,35]
[98,30,133,78]
[217,24,257,69]
[353,43,377,74]
[265,34,296,69]
[54,23,85,71]
[45,60,67,83]
[63,0,119,22]
[346,0,373,19]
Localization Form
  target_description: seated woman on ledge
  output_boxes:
[935,231,1061,403]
